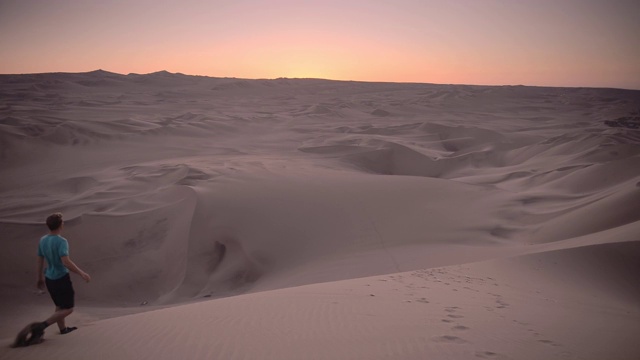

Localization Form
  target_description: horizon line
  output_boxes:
[1,68,639,92]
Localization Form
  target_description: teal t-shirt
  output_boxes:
[38,234,70,280]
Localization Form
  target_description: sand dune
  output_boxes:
[0,71,639,359]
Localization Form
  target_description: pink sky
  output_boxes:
[1,0,639,89]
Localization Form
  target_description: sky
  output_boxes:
[1,0,639,89]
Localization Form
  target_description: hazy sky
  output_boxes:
[1,0,639,89]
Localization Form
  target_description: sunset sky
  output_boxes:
[1,0,639,89]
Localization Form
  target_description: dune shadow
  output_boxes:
[207,241,227,273]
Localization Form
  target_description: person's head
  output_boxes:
[46,213,64,231]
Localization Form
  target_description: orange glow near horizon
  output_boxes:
[1,1,639,89]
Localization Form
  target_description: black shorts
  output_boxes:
[45,273,75,309]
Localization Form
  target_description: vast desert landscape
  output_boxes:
[0,70,639,359]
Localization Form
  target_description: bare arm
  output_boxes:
[61,256,91,282]
[36,256,45,289]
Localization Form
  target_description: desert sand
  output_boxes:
[0,70,639,359]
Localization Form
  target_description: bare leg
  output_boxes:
[55,307,67,331]
[44,307,73,330]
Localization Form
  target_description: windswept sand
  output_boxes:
[1,71,639,359]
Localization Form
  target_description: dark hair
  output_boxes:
[46,213,63,231]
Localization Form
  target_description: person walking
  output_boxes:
[32,213,91,340]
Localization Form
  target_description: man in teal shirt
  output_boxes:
[32,213,91,340]
[38,233,70,281]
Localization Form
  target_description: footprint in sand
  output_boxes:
[496,300,509,309]
[475,351,500,358]
[538,339,561,347]
[451,325,469,331]
[487,293,509,309]
[433,335,468,344]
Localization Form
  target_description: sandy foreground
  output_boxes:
[0,71,639,359]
